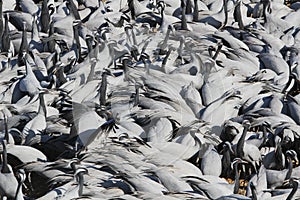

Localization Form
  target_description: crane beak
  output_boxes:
[282,179,290,187]
[294,157,299,166]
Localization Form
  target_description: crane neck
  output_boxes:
[193,0,199,21]
[19,22,28,63]
[233,161,240,194]
[236,123,250,158]
[99,72,108,106]
[128,0,135,19]
[41,0,50,32]
[0,0,3,37]
[234,0,244,30]
[1,141,11,173]
[2,13,10,53]
[221,0,228,29]
[134,85,139,106]
[285,156,293,180]
[14,175,24,200]
[67,0,81,20]
[286,180,299,200]
[274,138,284,169]
[0,0,2,16]
[38,93,47,117]
[250,183,257,200]
[4,116,9,144]
[181,0,188,30]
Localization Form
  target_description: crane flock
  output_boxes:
[0,0,300,199]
